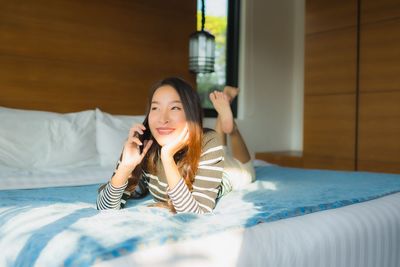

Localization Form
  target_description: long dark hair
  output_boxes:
[127,77,204,210]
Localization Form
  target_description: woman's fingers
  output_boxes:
[177,123,189,141]
[183,130,189,143]
[167,124,189,150]
[178,125,189,145]
[128,124,148,145]
[183,125,190,144]
[159,124,189,158]
[128,136,142,146]
[140,139,153,158]
[129,124,144,136]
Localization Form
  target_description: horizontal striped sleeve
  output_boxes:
[145,172,169,202]
[96,181,128,210]
[97,150,135,210]
[199,156,224,166]
[201,145,224,156]
[146,130,224,214]
[148,183,168,202]
[191,130,224,213]
[167,178,203,214]
[147,173,168,187]
[166,130,224,214]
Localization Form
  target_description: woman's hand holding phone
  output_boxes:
[120,124,153,171]
[110,123,152,188]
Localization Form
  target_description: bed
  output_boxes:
[1,106,400,267]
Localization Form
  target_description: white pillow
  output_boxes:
[95,108,145,166]
[0,106,98,170]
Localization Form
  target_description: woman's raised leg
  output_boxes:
[209,87,251,163]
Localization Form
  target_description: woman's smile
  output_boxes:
[148,85,187,146]
[156,127,175,135]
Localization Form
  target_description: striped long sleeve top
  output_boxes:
[97,129,224,214]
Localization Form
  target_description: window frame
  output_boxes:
[202,0,240,118]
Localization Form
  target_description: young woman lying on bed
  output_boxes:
[97,77,255,214]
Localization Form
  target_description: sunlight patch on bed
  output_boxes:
[247,180,278,191]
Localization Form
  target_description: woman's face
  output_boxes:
[148,85,187,147]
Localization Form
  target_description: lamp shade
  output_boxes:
[189,30,215,73]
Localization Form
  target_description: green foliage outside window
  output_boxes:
[196,11,227,109]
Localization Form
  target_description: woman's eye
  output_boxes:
[151,106,158,111]
[171,106,182,110]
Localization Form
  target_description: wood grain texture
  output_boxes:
[303,94,356,170]
[255,151,303,168]
[306,0,357,34]
[305,27,357,95]
[303,156,355,171]
[356,1,400,174]
[358,91,400,169]
[361,0,400,24]
[357,160,400,174]
[303,0,400,173]
[0,0,196,114]
[359,18,400,93]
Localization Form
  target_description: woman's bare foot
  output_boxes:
[209,91,234,134]
[223,86,239,103]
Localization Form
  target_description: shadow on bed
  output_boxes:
[14,208,98,266]
[234,165,400,266]
[242,165,400,228]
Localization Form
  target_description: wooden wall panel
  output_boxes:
[303,156,355,171]
[305,27,357,95]
[306,0,357,34]
[0,54,153,113]
[358,91,400,174]
[361,0,400,24]
[303,94,356,170]
[303,0,358,171]
[358,1,400,173]
[359,18,400,93]
[255,151,303,168]
[0,0,196,114]
[303,0,400,173]
[357,161,400,174]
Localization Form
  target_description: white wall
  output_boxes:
[235,0,304,156]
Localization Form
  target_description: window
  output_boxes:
[196,0,240,117]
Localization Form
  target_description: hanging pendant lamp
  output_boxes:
[189,0,215,73]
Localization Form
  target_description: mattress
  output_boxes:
[0,165,111,190]
[97,192,400,267]
[1,165,400,266]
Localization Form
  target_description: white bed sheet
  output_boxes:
[0,159,272,191]
[1,164,399,267]
[95,192,400,267]
[0,165,111,190]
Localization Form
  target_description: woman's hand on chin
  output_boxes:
[161,124,189,160]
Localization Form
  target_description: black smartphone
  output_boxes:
[138,117,152,152]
